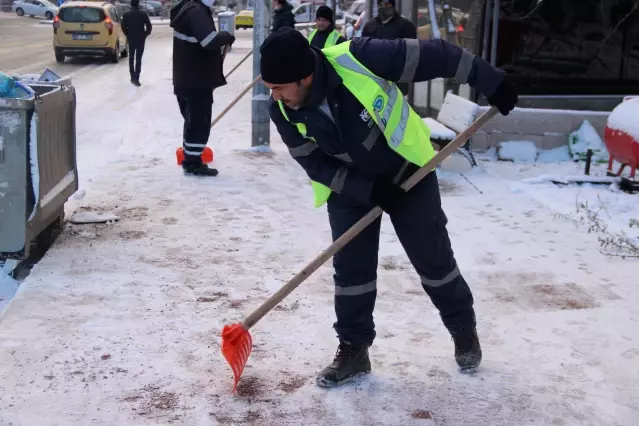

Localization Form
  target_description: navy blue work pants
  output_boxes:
[327,169,475,344]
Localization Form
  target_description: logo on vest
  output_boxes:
[372,95,384,112]
[360,109,373,128]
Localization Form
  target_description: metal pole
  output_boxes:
[490,0,500,66]
[481,0,492,61]
[251,0,271,147]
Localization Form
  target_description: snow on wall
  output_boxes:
[28,112,39,221]
[607,97,639,142]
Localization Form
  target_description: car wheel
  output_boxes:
[16,7,24,16]
[45,11,53,20]
[55,51,65,63]
[109,42,120,63]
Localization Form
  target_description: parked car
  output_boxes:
[141,0,161,17]
[53,1,128,64]
[12,0,58,19]
[234,9,253,29]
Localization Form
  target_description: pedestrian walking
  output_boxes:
[121,0,153,86]
[260,28,518,388]
[271,0,295,32]
[169,0,235,176]
[308,5,345,49]
[362,0,417,96]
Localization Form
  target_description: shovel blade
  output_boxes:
[221,323,253,392]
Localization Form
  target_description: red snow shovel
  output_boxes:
[221,106,500,392]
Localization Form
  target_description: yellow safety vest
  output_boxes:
[278,41,434,208]
[307,28,340,48]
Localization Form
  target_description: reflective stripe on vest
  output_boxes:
[278,40,434,208]
[307,29,340,48]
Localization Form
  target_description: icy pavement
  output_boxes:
[1,39,638,426]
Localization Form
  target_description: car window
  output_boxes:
[110,8,120,22]
[59,6,106,23]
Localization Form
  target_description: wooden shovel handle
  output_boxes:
[224,50,253,79]
[241,106,499,330]
[210,75,261,129]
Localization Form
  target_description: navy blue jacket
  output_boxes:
[269,37,505,205]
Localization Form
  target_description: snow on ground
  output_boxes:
[1,37,639,426]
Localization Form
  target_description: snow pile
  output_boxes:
[607,96,639,141]
[423,117,456,140]
[497,140,537,163]
[569,120,608,162]
[536,145,571,163]
[437,93,479,134]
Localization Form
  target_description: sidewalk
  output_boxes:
[0,37,638,426]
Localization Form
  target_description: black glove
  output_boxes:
[487,79,518,116]
[217,31,235,47]
[371,179,406,213]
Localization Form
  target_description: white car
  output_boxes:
[12,0,59,20]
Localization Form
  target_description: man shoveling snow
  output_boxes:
[260,28,518,388]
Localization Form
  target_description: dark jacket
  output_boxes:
[169,0,235,89]
[272,2,295,32]
[309,26,346,49]
[269,37,505,205]
[121,6,152,45]
[362,12,417,95]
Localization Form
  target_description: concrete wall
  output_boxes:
[470,106,610,151]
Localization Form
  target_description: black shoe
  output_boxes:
[451,328,482,371]
[182,164,219,176]
[316,340,371,388]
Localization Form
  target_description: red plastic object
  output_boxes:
[604,96,639,179]
[604,127,639,179]
[176,146,214,166]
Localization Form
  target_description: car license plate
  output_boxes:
[73,34,92,40]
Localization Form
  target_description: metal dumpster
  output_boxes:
[0,81,78,260]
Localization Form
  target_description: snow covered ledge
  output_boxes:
[472,106,610,152]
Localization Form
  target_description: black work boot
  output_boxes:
[316,340,371,388]
[451,327,482,371]
[182,164,219,176]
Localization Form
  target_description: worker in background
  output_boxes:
[362,0,417,96]
[260,28,518,388]
[121,0,152,86]
[308,5,345,49]
[271,0,295,32]
[170,0,235,176]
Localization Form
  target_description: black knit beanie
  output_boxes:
[315,5,333,24]
[260,28,315,84]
